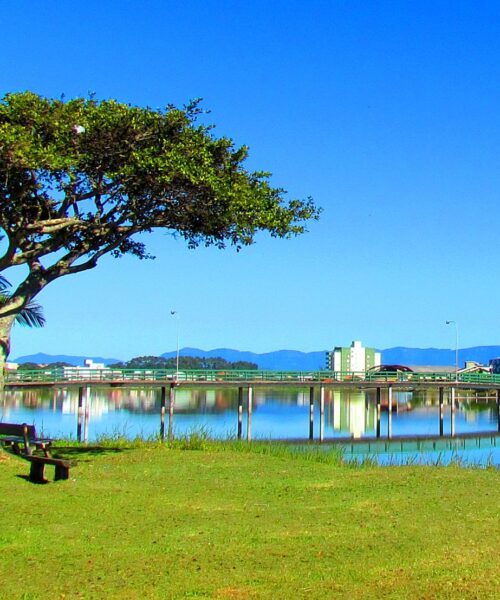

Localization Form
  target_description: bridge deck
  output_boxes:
[6,378,500,391]
[6,367,500,389]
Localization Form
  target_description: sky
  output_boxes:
[2,0,500,360]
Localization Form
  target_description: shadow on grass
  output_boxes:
[16,474,47,485]
[48,445,129,462]
[11,445,128,484]
[2,445,128,474]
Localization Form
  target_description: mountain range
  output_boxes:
[13,346,500,370]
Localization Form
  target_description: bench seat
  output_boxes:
[1,436,53,455]
[0,423,53,456]
[24,455,76,483]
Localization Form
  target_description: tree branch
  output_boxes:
[24,217,80,233]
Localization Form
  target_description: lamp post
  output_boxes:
[446,320,459,382]
[170,310,180,380]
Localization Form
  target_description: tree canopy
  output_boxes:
[109,355,258,370]
[0,91,319,368]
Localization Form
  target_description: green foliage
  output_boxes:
[0,91,318,360]
[167,428,212,451]
[0,91,318,285]
[16,361,40,370]
[110,354,258,370]
[17,360,72,370]
[109,355,169,369]
[0,275,45,328]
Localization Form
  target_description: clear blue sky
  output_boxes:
[2,0,500,359]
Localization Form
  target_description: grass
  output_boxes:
[0,438,499,599]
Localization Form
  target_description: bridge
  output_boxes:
[5,367,500,444]
[6,367,500,388]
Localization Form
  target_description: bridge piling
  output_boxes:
[77,386,84,442]
[247,386,253,442]
[319,385,325,442]
[451,387,456,437]
[83,387,90,443]
[237,387,243,440]
[309,386,314,441]
[160,386,166,441]
[168,384,175,441]
[439,387,444,436]
[387,385,393,439]
[497,390,500,433]
[376,388,381,438]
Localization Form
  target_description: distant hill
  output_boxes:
[161,348,327,370]
[14,346,500,370]
[13,352,122,366]
[382,346,500,366]
[162,346,500,369]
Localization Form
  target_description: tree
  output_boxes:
[109,355,259,370]
[109,356,170,369]
[17,361,72,370]
[0,275,45,360]
[0,92,319,379]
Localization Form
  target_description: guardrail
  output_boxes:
[365,371,500,384]
[6,368,333,384]
[6,368,500,385]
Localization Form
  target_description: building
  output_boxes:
[489,358,500,374]
[62,359,108,379]
[326,341,381,375]
[460,361,491,375]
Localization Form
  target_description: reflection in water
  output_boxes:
[1,386,498,443]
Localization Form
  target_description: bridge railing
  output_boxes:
[365,370,500,384]
[6,368,500,384]
[6,368,340,384]
[6,368,500,385]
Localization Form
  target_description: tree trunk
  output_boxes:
[0,315,15,390]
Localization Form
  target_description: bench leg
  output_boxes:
[54,464,70,481]
[29,461,47,483]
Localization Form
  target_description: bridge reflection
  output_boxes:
[2,384,498,444]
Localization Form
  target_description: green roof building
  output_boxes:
[326,341,381,376]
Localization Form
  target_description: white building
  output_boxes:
[328,341,381,374]
[62,359,108,379]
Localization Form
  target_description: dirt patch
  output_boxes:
[0,450,11,462]
[214,587,257,599]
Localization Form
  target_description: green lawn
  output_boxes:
[0,442,498,599]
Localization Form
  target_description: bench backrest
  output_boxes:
[0,422,36,439]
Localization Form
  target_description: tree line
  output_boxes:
[109,356,258,370]
[17,356,258,371]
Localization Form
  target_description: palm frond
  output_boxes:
[15,300,46,328]
[0,286,46,328]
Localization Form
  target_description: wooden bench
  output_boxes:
[0,422,75,483]
[24,455,75,483]
[0,422,53,457]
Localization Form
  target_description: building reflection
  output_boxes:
[327,390,373,438]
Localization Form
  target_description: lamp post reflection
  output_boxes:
[170,310,180,380]
[446,320,459,382]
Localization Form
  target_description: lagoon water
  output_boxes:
[2,386,498,465]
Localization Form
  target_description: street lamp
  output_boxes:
[170,310,180,380]
[446,320,459,382]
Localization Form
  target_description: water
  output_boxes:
[1,386,498,465]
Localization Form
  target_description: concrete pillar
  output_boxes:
[247,386,253,441]
[319,386,325,442]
